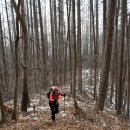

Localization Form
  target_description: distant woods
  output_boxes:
[0,0,130,122]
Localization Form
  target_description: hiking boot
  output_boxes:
[52,113,55,121]
[54,110,59,114]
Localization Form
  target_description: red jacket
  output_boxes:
[49,91,64,105]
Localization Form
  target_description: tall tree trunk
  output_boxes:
[91,0,96,90]
[5,0,14,75]
[33,0,40,91]
[94,0,99,100]
[43,0,49,86]
[0,65,5,123]
[95,0,116,111]
[11,0,30,112]
[77,0,82,93]
[57,0,63,85]
[114,0,120,110]
[21,0,30,112]
[102,0,107,55]
[72,0,77,99]
[10,0,16,39]
[89,0,93,86]
[126,14,130,118]
[29,0,34,91]
[66,0,72,93]
[54,0,58,85]
[109,0,120,104]
[60,0,64,85]
[38,0,48,89]
[0,14,9,100]
[50,0,57,85]
[12,2,20,119]
[116,0,127,115]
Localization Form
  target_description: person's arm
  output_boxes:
[50,92,54,102]
[59,92,66,97]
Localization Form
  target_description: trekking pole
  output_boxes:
[64,96,65,112]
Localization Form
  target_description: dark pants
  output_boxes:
[49,100,59,121]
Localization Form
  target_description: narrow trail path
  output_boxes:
[0,86,130,130]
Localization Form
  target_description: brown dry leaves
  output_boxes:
[0,91,130,130]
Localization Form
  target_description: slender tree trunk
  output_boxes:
[94,0,99,100]
[89,0,93,86]
[11,0,30,112]
[102,0,106,55]
[64,30,67,84]
[29,0,34,91]
[0,14,9,100]
[38,0,48,89]
[95,0,116,111]
[66,0,72,93]
[60,0,64,85]
[57,0,62,85]
[50,0,57,86]
[33,0,40,91]
[126,14,130,118]
[44,0,49,86]
[109,0,120,104]
[91,0,96,94]
[116,0,127,115]
[5,0,14,75]
[114,0,120,110]
[77,0,82,93]
[72,0,77,99]
[10,0,16,39]
[21,0,30,112]
[12,3,20,119]
[0,65,5,123]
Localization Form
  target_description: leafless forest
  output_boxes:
[0,0,130,129]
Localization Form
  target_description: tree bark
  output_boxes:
[5,0,15,77]
[116,0,127,115]
[0,65,5,123]
[12,5,20,119]
[50,0,57,85]
[77,0,82,93]
[95,0,116,111]
[102,0,107,55]
[126,14,130,118]
[11,0,30,112]
[72,0,77,99]
[38,0,48,89]
[0,14,9,100]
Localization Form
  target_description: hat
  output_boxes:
[53,86,59,93]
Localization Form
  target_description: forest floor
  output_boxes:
[0,85,130,130]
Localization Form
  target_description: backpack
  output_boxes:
[46,87,53,99]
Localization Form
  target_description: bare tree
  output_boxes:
[38,0,48,89]
[102,0,107,54]
[50,0,57,85]
[0,65,5,123]
[12,0,20,120]
[66,0,72,93]
[95,0,116,111]
[5,0,14,75]
[72,0,77,99]
[77,0,82,93]
[116,0,127,115]
[11,0,30,112]
[0,14,9,100]
[126,14,130,118]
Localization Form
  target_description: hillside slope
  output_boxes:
[0,85,130,130]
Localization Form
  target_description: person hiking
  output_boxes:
[49,86,66,121]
